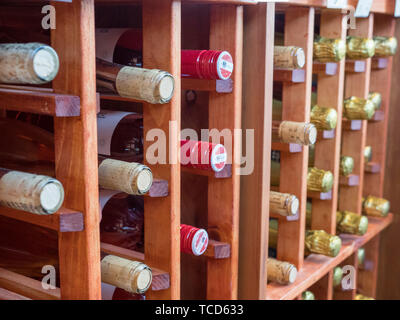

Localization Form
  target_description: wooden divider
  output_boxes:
[239,2,275,300]
[276,6,314,270]
[338,15,374,215]
[142,0,181,300]
[206,4,243,299]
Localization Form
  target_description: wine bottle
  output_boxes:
[310,105,338,131]
[96,58,174,104]
[271,158,334,193]
[368,92,382,110]
[343,96,375,120]
[100,193,209,256]
[309,145,354,177]
[0,215,152,295]
[0,43,59,84]
[373,36,398,57]
[357,248,365,268]
[0,167,64,215]
[0,118,153,195]
[306,202,368,235]
[355,294,375,300]
[302,291,315,300]
[95,28,234,80]
[269,191,299,217]
[97,110,144,163]
[313,36,346,63]
[346,36,375,60]
[273,99,335,133]
[333,266,343,287]
[340,156,354,177]
[180,140,227,173]
[269,219,342,257]
[362,195,390,217]
[267,258,297,285]
[272,121,317,146]
[364,146,372,163]
[274,46,306,69]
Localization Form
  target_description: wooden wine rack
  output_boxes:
[239,1,397,300]
[0,0,397,301]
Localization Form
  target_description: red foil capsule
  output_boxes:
[180,140,227,172]
[180,224,209,256]
[181,50,234,80]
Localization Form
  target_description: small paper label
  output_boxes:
[99,189,120,210]
[101,282,116,300]
[327,0,347,9]
[95,28,130,62]
[354,0,373,18]
[97,110,134,156]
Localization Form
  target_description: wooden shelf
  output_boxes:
[0,207,84,232]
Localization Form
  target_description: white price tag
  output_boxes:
[327,0,347,9]
[354,0,373,18]
[395,0,400,17]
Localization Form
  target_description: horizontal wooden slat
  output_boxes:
[0,267,60,300]
[271,142,302,153]
[308,190,332,200]
[274,69,305,83]
[181,164,232,178]
[0,287,30,300]
[365,162,381,173]
[339,174,360,187]
[181,79,233,93]
[99,242,170,291]
[204,239,231,259]
[345,60,366,73]
[0,207,83,232]
[0,88,80,117]
[313,62,337,76]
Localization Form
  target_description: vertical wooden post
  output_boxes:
[339,15,374,214]
[358,236,380,298]
[333,253,358,300]
[207,4,243,299]
[364,15,395,197]
[311,11,347,234]
[51,0,101,299]
[277,6,314,270]
[310,271,334,300]
[239,2,274,300]
[142,0,181,300]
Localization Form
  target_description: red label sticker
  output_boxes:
[217,52,234,80]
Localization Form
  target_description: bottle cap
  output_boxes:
[310,106,338,131]
[368,92,382,110]
[344,96,375,120]
[337,211,369,235]
[210,144,227,172]
[267,258,297,285]
[364,146,372,163]
[32,44,60,82]
[363,195,390,217]
[39,179,65,214]
[340,156,354,177]
[374,36,398,57]
[305,230,342,257]
[216,51,234,80]
[307,167,334,193]
[346,36,376,59]
[191,228,209,256]
[279,121,317,145]
[302,291,315,300]
[156,73,175,103]
[313,37,346,62]
[287,195,300,216]
[333,266,343,287]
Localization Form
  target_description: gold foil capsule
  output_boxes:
[343,96,375,120]
[310,106,338,131]
[333,266,343,287]
[305,230,342,257]
[355,294,375,300]
[364,146,372,163]
[374,36,398,57]
[346,36,375,60]
[357,248,365,267]
[368,92,382,110]
[340,156,354,177]
[336,211,369,235]
[307,167,334,193]
[314,37,346,63]
[302,291,315,300]
[362,195,390,217]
